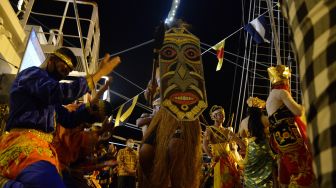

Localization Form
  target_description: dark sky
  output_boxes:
[27,0,248,140]
[97,0,245,126]
[23,0,300,143]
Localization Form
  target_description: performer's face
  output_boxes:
[211,109,225,123]
[51,56,73,80]
[126,140,134,148]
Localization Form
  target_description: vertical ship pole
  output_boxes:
[266,0,282,65]
[73,0,95,94]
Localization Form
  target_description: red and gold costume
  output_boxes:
[204,105,243,188]
[208,126,241,188]
[52,124,98,171]
[0,129,58,179]
[267,65,315,187]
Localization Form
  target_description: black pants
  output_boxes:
[117,176,136,188]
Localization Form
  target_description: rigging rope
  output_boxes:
[235,0,253,129]
[28,1,295,128]
[229,18,243,128]
[201,4,277,56]
[201,42,270,69]
[112,71,145,91]
[110,89,152,113]
[98,39,154,61]
[199,46,267,79]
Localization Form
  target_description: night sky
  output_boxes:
[97,0,245,126]
[28,0,250,140]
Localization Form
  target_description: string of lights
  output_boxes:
[164,0,180,25]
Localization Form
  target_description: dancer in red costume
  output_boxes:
[266,65,316,187]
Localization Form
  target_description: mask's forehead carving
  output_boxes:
[159,26,207,121]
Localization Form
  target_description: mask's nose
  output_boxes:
[168,58,198,91]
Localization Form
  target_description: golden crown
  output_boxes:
[246,97,266,108]
[267,65,291,84]
[209,105,224,116]
[54,52,74,69]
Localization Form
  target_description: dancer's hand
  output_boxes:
[98,54,121,77]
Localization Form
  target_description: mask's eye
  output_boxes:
[160,46,177,60]
[184,47,200,61]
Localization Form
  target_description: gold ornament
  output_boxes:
[267,65,290,85]
[54,51,74,69]
[246,97,266,109]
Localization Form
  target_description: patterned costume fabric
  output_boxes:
[0,65,90,186]
[0,129,57,179]
[117,147,137,188]
[243,138,273,188]
[208,126,241,188]
[0,106,91,179]
[52,124,98,171]
[268,105,315,187]
[281,1,336,187]
[117,147,138,177]
[159,27,207,121]
[0,104,9,134]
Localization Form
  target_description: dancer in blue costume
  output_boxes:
[0,47,120,188]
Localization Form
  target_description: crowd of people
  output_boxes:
[1,1,336,186]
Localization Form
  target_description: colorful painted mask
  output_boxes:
[159,26,207,121]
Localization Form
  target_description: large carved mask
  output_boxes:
[159,26,207,121]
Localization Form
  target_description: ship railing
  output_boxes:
[16,0,101,74]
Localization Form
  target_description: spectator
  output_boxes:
[117,139,138,188]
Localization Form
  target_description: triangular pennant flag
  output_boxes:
[244,15,271,44]
[212,39,225,71]
[114,95,139,127]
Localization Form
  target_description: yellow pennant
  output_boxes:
[114,95,139,127]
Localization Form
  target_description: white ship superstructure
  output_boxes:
[0,0,102,131]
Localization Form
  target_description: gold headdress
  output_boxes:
[267,65,290,85]
[91,122,102,132]
[54,51,74,69]
[209,105,224,119]
[246,97,266,109]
